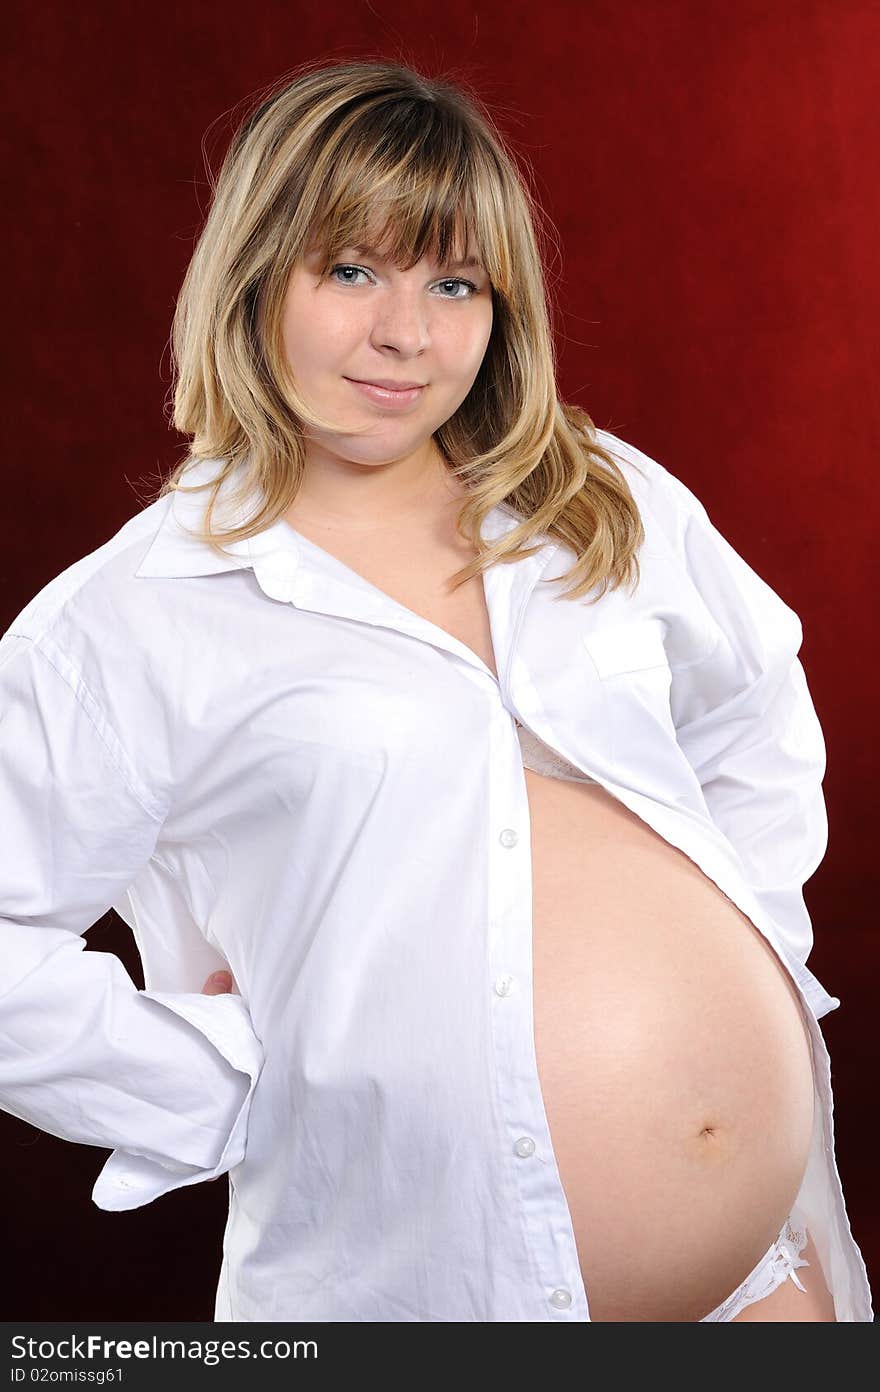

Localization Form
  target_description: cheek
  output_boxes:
[466,306,494,369]
[441,314,492,380]
[280,304,309,373]
[281,294,358,372]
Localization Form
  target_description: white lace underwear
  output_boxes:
[700,1217,811,1322]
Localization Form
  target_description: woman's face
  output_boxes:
[279,235,494,471]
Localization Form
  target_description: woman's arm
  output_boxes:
[0,630,264,1210]
[666,480,829,974]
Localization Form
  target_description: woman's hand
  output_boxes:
[200,969,238,1181]
[201,970,235,995]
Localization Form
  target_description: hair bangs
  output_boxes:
[303,107,507,293]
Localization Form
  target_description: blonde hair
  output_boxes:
[155,57,646,603]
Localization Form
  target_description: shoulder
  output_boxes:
[1,492,179,781]
[5,493,173,651]
[591,427,709,558]
[593,428,706,518]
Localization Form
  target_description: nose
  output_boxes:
[369,285,431,357]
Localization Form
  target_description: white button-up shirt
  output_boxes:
[0,429,872,1321]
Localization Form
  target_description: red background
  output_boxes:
[2,0,877,1320]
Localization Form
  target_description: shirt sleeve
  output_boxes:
[0,629,265,1212]
[665,484,829,974]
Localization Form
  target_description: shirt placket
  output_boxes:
[485,667,592,1321]
[254,525,593,1320]
[474,544,590,1320]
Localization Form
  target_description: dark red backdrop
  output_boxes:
[2,0,876,1321]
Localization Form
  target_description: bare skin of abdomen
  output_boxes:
[525,767,817,1322]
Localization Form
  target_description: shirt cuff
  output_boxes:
[90,989,264,1212]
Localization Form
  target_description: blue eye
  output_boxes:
[329,264,370,287]
[436,277,478,299]
[328,264,478,298]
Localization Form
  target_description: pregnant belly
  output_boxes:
[525,768,816,1322]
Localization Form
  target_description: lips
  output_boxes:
[345,378,426,410]
[349,378,426,390]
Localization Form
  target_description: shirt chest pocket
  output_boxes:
[581,616,677,753]
[581,615,669,677]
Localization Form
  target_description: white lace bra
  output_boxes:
[514,719,598,784]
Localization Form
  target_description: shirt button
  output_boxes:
[494,975,515,996]
[499,828,518,848]
[513,1136,536,1158]
[549,1288,573,1309]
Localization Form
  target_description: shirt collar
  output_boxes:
[134,456,535,605]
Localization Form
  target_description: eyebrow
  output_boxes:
[348,243,485,272]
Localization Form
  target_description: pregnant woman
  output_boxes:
[201,457,828,1323]
[1,58,872,1321]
